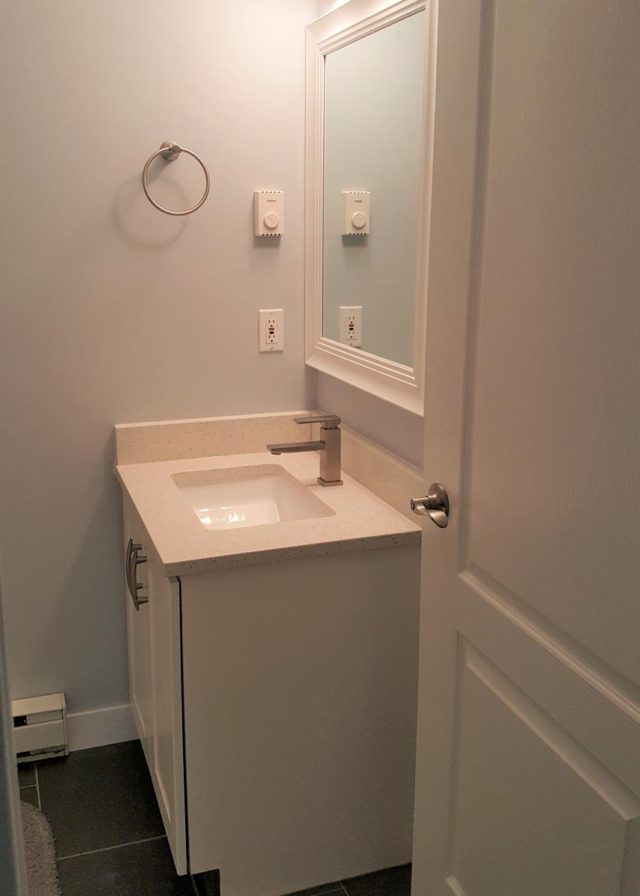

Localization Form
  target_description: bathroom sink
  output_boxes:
[172,465,334,531]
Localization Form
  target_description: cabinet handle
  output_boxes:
[126,537,148,611]
[125,538,134,593]
[125,539,140,598]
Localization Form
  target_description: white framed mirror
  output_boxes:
[305,0,436,415]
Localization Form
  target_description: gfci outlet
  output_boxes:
[259,308,284,352]
[339,306,362,348]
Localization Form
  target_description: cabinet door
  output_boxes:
[124,499,187,874]
[182,549,420,894]
[122,496,187,874]
[123,499,154,767]
[147,554,187,875]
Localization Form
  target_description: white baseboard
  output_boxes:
[66,703,137,752]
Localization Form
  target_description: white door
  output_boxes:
[412,2,640,894]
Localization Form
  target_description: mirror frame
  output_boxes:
[305,0,436,415]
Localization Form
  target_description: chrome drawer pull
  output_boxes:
[126,538,148,611]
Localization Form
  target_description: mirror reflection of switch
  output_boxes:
[264,212,280,230]
[351,211,367,229]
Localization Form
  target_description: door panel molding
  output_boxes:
[462,642,640,817]
[445,876,467,896]
[457,575,640,796]
[462,566,640,725]
[445,640,640,896]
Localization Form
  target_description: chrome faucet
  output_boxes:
[267,413,343,486]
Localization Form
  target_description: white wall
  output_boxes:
[0,0,317,717]
[318,0,351,14]
[315,374,423,469]
[323,11,426,366]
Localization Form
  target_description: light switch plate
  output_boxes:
[342,191,370,235]
[259,309,284,352]
[254,190,284,236]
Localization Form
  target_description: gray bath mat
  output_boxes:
[21,801,61,896]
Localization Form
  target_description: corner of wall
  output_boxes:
[311,369,423,469]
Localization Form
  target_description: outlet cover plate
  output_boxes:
[338,305,362,348]
[259,308,284,352]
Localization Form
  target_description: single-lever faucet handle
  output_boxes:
[267,413,342,486]
[293,413,341,429]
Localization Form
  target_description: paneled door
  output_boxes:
[411,2,640,894]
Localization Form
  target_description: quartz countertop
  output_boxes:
[116,451,420,576]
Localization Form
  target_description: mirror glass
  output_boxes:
[322,10,426,368]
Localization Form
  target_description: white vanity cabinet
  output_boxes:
[119,447,421,896]
[123,498,187,874]
[182,546,420,896]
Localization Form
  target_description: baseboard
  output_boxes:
[66,703,137,752]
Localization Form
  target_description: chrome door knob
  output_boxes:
[410,483,450,528]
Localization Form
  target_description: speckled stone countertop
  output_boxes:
[116,451,421,576]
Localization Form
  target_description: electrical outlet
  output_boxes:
[259,308,284,352]
[338,306,362,347]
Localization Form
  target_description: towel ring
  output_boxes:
[142,141,210,216]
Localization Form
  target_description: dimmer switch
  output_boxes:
[342,191,370,235]
[254,190,284,236]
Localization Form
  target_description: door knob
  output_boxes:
[410,483,449,528]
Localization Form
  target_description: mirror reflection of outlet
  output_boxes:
[339,306,362,348]
[259,309,283,352]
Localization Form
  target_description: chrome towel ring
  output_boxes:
[142,141,210,216]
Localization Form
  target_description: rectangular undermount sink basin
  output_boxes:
[172,465,334,531]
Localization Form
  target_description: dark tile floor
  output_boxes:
[17,740,411,896]
[285,865,412,896]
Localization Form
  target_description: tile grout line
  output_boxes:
[58,834,168,862]
[34,765,41,812]
[299,890,344,896]
[289,891,344,896]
